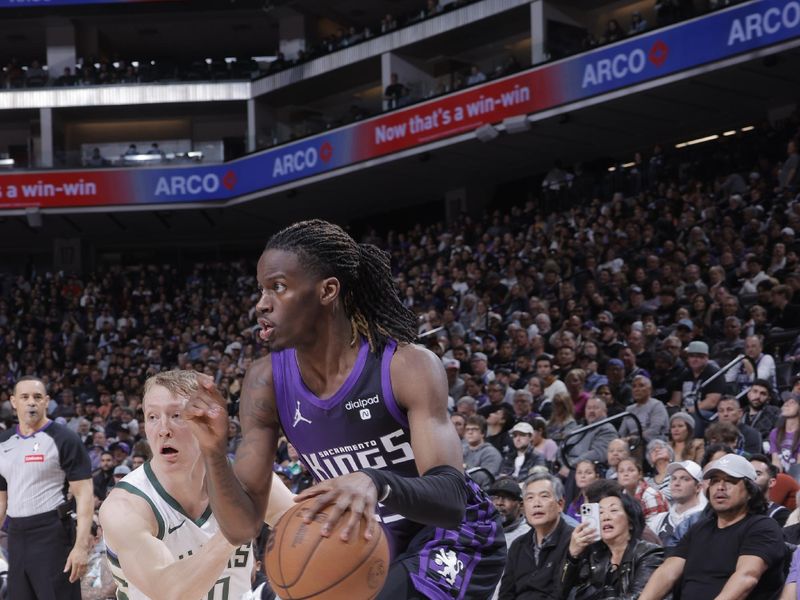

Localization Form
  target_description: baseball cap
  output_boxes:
[607,358,624,368]
[703,453,756,482]
[685,341,709,355]
[113,465,131,476]
[667,460,702,482]
[442,357,460,370]
[629,285,643,294]
[509,422,534,436]
[471,352,488,362]
[677,319,694,331]
[487,477,523,501]
[782,227,795,237]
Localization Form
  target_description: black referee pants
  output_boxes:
[7,510,81,600]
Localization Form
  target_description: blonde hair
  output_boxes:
[143,370,198,404]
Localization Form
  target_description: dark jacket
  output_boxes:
[499,447,547,482]
[499,517,574,600]
[559,538,665,600]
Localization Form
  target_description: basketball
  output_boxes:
[265,498,390,599]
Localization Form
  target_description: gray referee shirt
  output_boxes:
[0,420,91,518]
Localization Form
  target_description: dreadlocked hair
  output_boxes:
[265,219,417,352]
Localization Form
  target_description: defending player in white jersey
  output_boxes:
[99,370,293,600]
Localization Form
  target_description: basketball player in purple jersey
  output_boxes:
[185,219,506,599]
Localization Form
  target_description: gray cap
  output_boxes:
[669,411,695,431]
[685,341,709,355]
[703,453,756,482]
[113,465,131,476]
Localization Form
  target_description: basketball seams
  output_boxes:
[289,524,385,600]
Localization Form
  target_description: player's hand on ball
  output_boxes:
[295,472,379,542]
[182,373,229,454]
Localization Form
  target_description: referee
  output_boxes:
[0,376,93,599]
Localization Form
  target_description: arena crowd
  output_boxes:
[0,106,798,598]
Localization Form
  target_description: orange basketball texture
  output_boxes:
[265,499,390,599]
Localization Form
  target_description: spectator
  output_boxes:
[450,412,466,443]
[456,395,478,418]
[645,439,675,500]
[483,403,514,455]
[717,395,762,455]
[606,358,633,407]
[463,414,502,477]
[725,335,777,397]
[498,473,574,600]
[750,454,790,526]
[561,395,616,472]
[547,392,578,443]
[601,19,624,44]
[640,454,785,600]
[616,457,669,529]
[499,421,546,482]
[562,480,664,599]
[649,460,707,546]
[471,352,495,385]
[770,395,800,473]
[565,459,600,520]
[86,147,108,168]
[511,388,535,422]
[672,340,725,435]
[771,284,800,329]
[618,375,669,443]
[487,477,530,548]
[778,139,799,192]
[92,450,115,502]
[56,66,76,86]
[384,72,409,109]
[443,357,465,401]
[531,416,559,464]
[605,438,630,479]
[669,412,704,462]
[25,58,47,87]
[628,11,648,35]
[466,65,486,86]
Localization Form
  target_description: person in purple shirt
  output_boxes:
[184,219,506,600]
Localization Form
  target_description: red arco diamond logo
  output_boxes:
[319,141,333,163]
[222,170,237,190]
[649,40,668,67]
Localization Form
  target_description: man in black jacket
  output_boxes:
[498,473,573,600]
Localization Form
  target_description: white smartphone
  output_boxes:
[580,502,601,542]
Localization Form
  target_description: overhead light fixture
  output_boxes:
[502,115,530,135]
[621,162,635,168]
[475,124,500,143]
[723,130,736,136]
[686,134,718,146]
[675,142,688,149]
[608,166,616,172]
[741,125,755,132]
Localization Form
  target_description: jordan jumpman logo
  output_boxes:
[293,401,312,427]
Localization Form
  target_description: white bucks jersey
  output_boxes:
[105,462,253,600]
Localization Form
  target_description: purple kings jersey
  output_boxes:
[272,339,424,552]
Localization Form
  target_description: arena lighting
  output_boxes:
[741,125,755,132]
[224,57,237,64]
[0,158,14,167]
[686,134,719,146]
[205,58,213,65]
[723,130,737,136]
[621,161,635,168]
[607,166,616,172]
[131,61,139,68]
[502,115,530,134]
[25,207,42,228]
[475,124,500,143]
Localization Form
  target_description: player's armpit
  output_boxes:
[99,490,236,600]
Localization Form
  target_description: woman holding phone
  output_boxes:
[560,480,664,600]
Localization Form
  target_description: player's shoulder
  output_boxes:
[101,480,159,535]
[391,342,444,373]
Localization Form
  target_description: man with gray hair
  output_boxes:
[455,395,478,418]
[498,472,574,599]
[619,375,669,443]
[562,396,616,473]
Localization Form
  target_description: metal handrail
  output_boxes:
[560,412,642,470]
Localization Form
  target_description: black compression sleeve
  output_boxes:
[361,465,468,530]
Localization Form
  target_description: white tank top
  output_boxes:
[104,462,253,600]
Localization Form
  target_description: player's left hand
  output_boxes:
[295,472,379,542]
[64,544,89,583]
